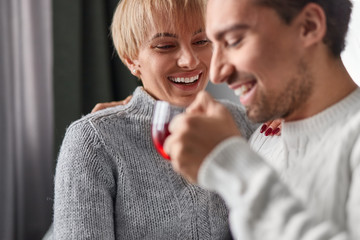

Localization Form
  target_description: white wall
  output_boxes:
[342,0,360,85]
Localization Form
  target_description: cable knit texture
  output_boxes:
[53,87,256,240]
[199,88,360,240]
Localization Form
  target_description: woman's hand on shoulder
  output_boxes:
[260,119,283,136]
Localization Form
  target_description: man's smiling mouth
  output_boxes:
[234,80,257,97]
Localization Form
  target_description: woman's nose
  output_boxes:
[177,47,199,69]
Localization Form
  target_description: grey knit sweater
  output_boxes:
[53,87,257,239]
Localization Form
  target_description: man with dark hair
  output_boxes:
[255,0,352,57]
[165,0,360,239]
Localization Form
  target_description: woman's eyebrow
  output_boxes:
[151,32,178,40]
[150,28,204,40]
[193,28,203,35]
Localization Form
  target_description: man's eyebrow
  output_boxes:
[151,32,178,40]
[214,24,249,40]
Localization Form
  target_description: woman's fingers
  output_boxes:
[260,119,283,136]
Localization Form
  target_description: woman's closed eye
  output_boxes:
[155,44,176,50]
[193,39,210,46]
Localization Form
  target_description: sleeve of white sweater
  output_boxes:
[53,120,116,239]
[198,136,359,240]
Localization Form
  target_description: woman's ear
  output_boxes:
[124,56,140,77]
[297,3,326,49]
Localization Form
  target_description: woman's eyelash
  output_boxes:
[153,39,210,50]
[156,45,175,49]
[194,39,210,45]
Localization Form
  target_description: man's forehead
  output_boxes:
[207,0,253,12]
[206,0,256,22]
[206,0,257,37]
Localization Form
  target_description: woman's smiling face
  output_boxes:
[131,13,212,107]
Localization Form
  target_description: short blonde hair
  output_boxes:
[111,0,207,65]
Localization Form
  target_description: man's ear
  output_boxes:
[124,56,140,77]
[296,3,326,48]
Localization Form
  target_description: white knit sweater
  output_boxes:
[198,88,360,240]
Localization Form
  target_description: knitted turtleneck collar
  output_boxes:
[282,87,360,147]
[123,87,157,117]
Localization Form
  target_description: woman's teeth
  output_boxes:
[169,75,199,84]
[234,83,253,97]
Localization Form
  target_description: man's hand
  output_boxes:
[91,96,132,113]
[164,91,242,183]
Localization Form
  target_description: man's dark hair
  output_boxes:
[255,0,353,57]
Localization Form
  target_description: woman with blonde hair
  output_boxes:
[52,0,259,239]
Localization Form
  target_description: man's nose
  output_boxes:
[209,46,233,84]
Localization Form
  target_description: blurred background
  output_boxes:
[0,0,359,239]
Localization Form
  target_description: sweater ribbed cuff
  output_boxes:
[198,136,268,207]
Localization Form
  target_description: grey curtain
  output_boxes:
[0,0,140,238]
[0,0,54,239]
